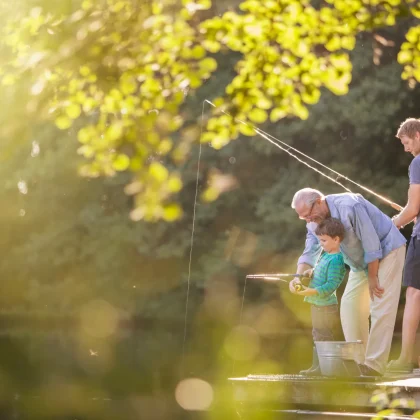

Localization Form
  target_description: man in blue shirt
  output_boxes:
[388,118,420,373]
[289,188,406,376]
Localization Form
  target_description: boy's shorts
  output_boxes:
[403,236,420,290]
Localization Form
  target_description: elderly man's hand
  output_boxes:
[289,278,302,294]
[368,275,384,301]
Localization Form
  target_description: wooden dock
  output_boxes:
[229,373,420,419]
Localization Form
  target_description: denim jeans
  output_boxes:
[311,303,344,342]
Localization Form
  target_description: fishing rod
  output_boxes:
[246,273,308,279]
[204,100,404,212]
[246,273,311,291]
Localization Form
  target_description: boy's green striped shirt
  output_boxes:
[304,252,346,306]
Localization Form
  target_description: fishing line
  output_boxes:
[256,127,403,211]
[204,100,403,211]
[231,274,248,377]
[181,101,204,377]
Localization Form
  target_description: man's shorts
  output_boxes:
[403,236,420,290]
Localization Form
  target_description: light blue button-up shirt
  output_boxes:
[297,193,407,272]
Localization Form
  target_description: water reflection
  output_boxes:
[0,314,316,420]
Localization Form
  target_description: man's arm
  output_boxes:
[297,228,322,267]
[352,204,383,264]
[351,205,383,300]
[289,229,321,293]
[367,259,383,301]
[393,184,420,229]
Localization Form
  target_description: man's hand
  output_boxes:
[289,277,302,294]
[392,215,403,229]
[368,275,384,301]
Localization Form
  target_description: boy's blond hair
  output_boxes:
[396,118,420,139]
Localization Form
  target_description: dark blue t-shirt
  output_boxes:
[408,155,420,238]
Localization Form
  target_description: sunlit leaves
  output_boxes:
[2,0,420,223]
[200,0,359,141]
[399,25,420,85]
[0,0,222,222]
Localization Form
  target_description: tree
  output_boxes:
[1,0,420,221]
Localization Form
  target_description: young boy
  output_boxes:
[292,217,347,375]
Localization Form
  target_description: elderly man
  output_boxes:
[289,188,406,376]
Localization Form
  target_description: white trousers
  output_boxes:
[340,246,405,374]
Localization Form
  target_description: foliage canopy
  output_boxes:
[1,0,420,221]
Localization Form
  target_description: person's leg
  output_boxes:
[300,305,323,375]
[340,270,370,356]
[321,303,344,341]
[397,287,420,363]
[392,237,420,366]
[365,246,405,374]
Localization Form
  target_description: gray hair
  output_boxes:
[291,188,324,209]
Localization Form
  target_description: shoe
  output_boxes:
[358,364,382,377]
[300,346,321,376]
[386,360,416,374]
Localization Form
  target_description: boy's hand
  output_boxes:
[303,268,314,278]
[296,286,318,296]
[289,278,302,294]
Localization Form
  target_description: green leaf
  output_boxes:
[157,138,173,154]
[270,108,287,122]
[55,115,72,130]
[77,127,92,144]
[162,203,182,222]
[406,27,419,43]
[398,49,413,64]
[105,123,123,142]
[248,108,267,124]
[199,57,217,72]
[325,36,341,51]
[256,97,272,109]
[202,40,221,53]
[341,36,356,50]
[201,186,219,202]
[238,123,255,136]
[65,104,82,119]
[211,136,229,149]
[167,176,183,193]
[302,87,321,104]
[191,45,206,59]
[412,7,420,19]
[149,162,168,182]
[113,154,130,171]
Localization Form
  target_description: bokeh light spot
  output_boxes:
[79,299,119,338]
[175,378,213,411]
